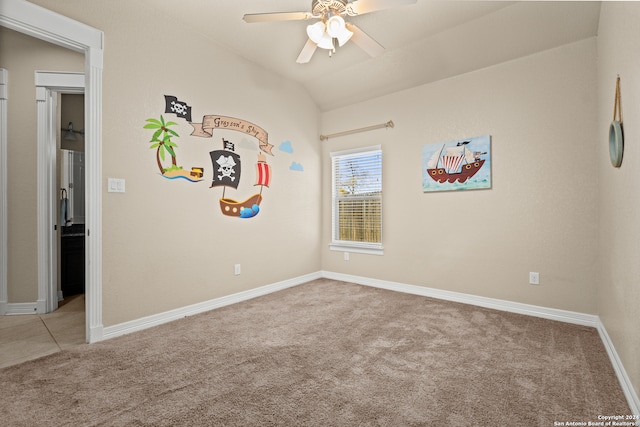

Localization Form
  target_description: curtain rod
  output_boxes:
[319,120,394,141]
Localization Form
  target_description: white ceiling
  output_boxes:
[143,1,601,112]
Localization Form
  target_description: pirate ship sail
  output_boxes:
[210,138,270,218]
[426,141,486,184]
[255,152,271,195]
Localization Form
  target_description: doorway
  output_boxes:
[35,71,85,317]
[1,1,104,342]
[59,94,86,303]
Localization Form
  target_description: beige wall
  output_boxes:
[0,27,84,302]
[597,1,640,400]
[20,0,323,325]
[321,38,599,314]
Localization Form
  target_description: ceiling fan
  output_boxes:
[243,0,417,63]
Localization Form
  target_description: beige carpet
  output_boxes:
[0,279,630,426]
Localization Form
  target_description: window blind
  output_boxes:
[331,146,382,250]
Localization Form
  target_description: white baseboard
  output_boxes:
[3,302,38,315]
[597,320,640,416]
[88,324,102,344]
[101,272,322,341]
[321,271,638,416]
[321,271,599,327]
[36,298,47,314]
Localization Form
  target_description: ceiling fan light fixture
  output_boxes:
[336,25,353,46]
[317,32,334,50]
[306,21,325,43]
[245,0,415,62]
[326,14,352,46]
[307,21,334,50]
[326,15,345,38]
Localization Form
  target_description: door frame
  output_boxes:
[0,69,7,315]
[0,0,104,342]
[35,71,85,314]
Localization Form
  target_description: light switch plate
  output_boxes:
[108,178,125,193]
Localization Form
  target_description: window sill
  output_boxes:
[329,242,384,256]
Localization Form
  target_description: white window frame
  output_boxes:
[330,145,383,255]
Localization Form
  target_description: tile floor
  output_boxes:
[0,295,86,369]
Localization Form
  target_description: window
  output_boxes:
[330,146,383,255]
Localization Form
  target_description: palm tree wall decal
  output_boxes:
[144,115,180,174]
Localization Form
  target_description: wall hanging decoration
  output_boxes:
[278,140,305,172]
[279,141,294,154]
[189,114,274,219]
[422,135,491,193]
[190,115,274,156]
[143,114,203,182]
[209,139,271,218]
[290,162,304,172]
[165,95,192,122]
[143,95,275,219]
[609,76,624,168]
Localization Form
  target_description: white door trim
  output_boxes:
[0,0,104,343]
[35,71,85,314]
[0,69,7,315]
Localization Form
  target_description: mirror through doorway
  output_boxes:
[58,94,85,306]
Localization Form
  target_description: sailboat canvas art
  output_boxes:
[422,135,491,192]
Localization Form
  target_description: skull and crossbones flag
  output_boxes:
[210,150,241,189]
[164,95,192,122]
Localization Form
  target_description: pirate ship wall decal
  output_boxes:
[144,95,274,218]
[190,114,274,219]
[422,135,491,192]
[190,114,274,156]
[210,139,271,218]
[278,140,305,172]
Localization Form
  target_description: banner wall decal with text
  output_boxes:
[190,115,274,156]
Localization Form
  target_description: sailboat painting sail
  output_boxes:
[210,138,270,218]
[422,135,491,192]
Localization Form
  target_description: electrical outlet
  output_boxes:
[234,264,241,275]
[529,272,540,285]
[344,252,350,261]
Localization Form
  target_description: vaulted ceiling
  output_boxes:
[141,1,601,112]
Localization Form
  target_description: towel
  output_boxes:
[60,189,69,226]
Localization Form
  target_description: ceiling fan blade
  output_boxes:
[296,38,318,64]
[345,23,385,57]
[348,0,417,15]
[243,11,315,23]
